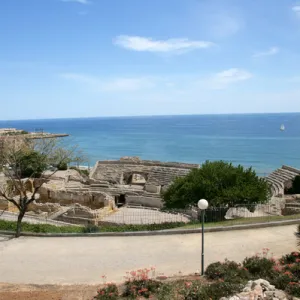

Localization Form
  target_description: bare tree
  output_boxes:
[0,137,85,237]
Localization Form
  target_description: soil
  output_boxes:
[0,275,205,300]
[0,283,99,300]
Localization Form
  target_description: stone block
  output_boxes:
[145,184,161,194]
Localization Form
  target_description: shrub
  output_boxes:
[243,253,275,278]
[205,282,242,300]
[280,252,300,265]
[57,161,68,170]
[205,260,249,283]
[69,166,89,177]
[178,281,242,300]
[285,282,300,297]
[122,269,161,299]
[83,224,100,233]
[156,283,175,300]
[271,272,296,290]
[94,283,119,300]
[284,263,300,280]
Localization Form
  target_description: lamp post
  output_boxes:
[198,199,209,276]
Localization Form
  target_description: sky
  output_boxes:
[1,0,300,120]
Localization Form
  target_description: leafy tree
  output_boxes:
[163,161,270,209]
[14,150,48,178]
[0,138,84,237]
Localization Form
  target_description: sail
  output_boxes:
[280,124,285,131]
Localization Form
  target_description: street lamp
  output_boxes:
[198,199,209,276]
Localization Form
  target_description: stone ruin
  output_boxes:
[20,157,200,225]
[2,159,300,226]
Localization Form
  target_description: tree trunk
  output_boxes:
[15,210,25,238]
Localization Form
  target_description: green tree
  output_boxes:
[14,150,48,178]
[163,161,270,209]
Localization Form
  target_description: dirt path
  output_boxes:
[0,283,98,300]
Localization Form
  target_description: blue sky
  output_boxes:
[1,0,300,120]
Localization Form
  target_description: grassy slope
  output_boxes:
[0,213,299,234]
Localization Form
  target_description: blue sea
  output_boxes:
[1,113,299,176]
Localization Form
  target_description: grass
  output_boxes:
[0,213,299,235]
[179,213,300,229]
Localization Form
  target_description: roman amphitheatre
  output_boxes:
[1,137,300,299]
[1,154,300,226]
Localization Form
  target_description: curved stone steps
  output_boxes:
[265,177,282,196]
[282,165,300,174]
[266,175,285,189]
[273,170,295,180]
[274,169,298,180]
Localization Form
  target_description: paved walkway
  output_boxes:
[0,225,298,285]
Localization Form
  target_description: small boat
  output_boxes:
[280,124,285,131]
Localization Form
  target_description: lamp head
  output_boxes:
[198,199,209,210]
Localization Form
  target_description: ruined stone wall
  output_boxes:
[126,195,163,208]
[39,185,115,210]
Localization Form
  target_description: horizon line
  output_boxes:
[0,111,300,122]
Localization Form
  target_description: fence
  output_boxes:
[0,211,79,227]
[96,203,299,228]
[2,203,299,230]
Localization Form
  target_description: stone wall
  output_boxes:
[39,186,115,210]
[126,195,163,208]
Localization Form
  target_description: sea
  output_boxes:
[1,113,299,176]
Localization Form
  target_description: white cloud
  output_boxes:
[61,73,155,92]
[61,0,90,4]
[253,47,279,58]
[114,36,215,53]
[292,5,300,17]
[208,68,253,90]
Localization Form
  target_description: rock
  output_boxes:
[225,207,252,219]
[254,279,275,291]
[222,279,287,300]
[274,290,288,300]
[227,296,240,300]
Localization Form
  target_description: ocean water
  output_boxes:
[1,113,300,175]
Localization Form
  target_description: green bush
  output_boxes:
[57,161,68,170]
[205,260,249,283]
[94,283,119,300]
[285,282,300,297]
[69,166,89,177]
[271,273,296,290]
[243,256,275,278]
[0,219,83,234]
[83,224,100,233]
[178,281,242,300]
[284,263,300,280]
[163,161,270,209]
[0,220,187,234]
[280,252,300,265]
[123,279,161,298]
[156,283,176,300]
